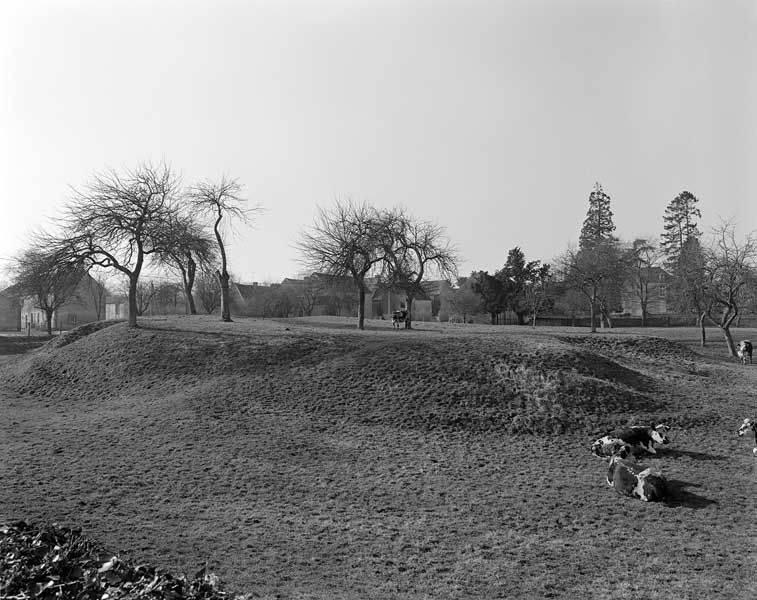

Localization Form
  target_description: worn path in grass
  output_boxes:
[1,316,756,599]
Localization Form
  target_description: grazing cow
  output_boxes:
[737,340,753,365]
[606,450,667,502]
[737,418,757,455]
[392,309,408,330]
[592,424,670,457]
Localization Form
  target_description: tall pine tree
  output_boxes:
[579,182,616,250]
[660,190,701,268]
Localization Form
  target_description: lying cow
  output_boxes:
[392,310,408,330]
[591,437,633,459]
[737,340,753,365]
[606,450,668,502]
[592,424,671,457]
[737,418,757,455]
[607,447,668,502]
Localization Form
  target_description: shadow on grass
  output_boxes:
[661,448,729,461]
[665,479,718,509]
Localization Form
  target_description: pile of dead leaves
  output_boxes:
[0,521,235,599]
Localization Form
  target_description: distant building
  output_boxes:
[105,295,129,320]
[0,284,22,331]
[19,273,108,332]
[620,266,672,317]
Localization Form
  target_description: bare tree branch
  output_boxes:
[52,162,181,327]
[187,176,261,322]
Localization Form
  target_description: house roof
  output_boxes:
[420,280,450,296]
[0,283,22,298]
[233,282,266,301]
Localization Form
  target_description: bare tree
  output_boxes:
[296,276,321,316]
[136,281,158,316]
[187,176,258,322]
[524,262,553,328]
[159,212,216,314]
[195,268,221,314]
[297,199,387,330]
[560,241,627,332]
[52,162,180,327]
[86,270,109,321]
[702,220,757,356]
[13,245,85,335]
[441,277,481,323]
[628,238,663,327]
[381,208,458,329]
[670,236,710,345]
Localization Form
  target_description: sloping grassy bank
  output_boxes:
[1,317,753,599]
[0,320,712,436]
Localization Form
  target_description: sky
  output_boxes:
[1,0,755,285]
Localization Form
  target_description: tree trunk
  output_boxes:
[405,296,413,329]
[698,312,706,347]
[45,311,53,336]
[214,213,232,322]
[127,275,139,327]
[217,269,232,322]
[719,308,739,357]
[357,282,366,330]
[722,327,737,357]
[182,257,198,315]
[589,289,597,333]
[184,281,197,315]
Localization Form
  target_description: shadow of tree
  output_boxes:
[661,448,729,461]
[665,479,718,509]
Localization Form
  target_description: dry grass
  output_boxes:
[1,315,756,599]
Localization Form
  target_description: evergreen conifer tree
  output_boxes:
[579,182,616,250]
[660,190,701,268]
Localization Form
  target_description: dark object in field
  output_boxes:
[0,521,231,599]
[592,424,670,457]
[392,309,409,329]
[737,340,753,365]
[606,451,667,502]
[737,417,757,455]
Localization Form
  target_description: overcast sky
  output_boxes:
[2,0,755,285]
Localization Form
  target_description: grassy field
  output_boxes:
[1,315,756,599]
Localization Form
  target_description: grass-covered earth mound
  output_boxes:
[0,319,709,435]
[1,316,755,599]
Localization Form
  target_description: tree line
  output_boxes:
[8,163,757,357]
[454,183,755,354]
[11,162,255,331]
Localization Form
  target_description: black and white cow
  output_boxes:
[592,424,671,457]
[737,418,757,455]
[591,437,633,459]
[737,340,753,365]
[392,310,408,330]
[606,450,667,502]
